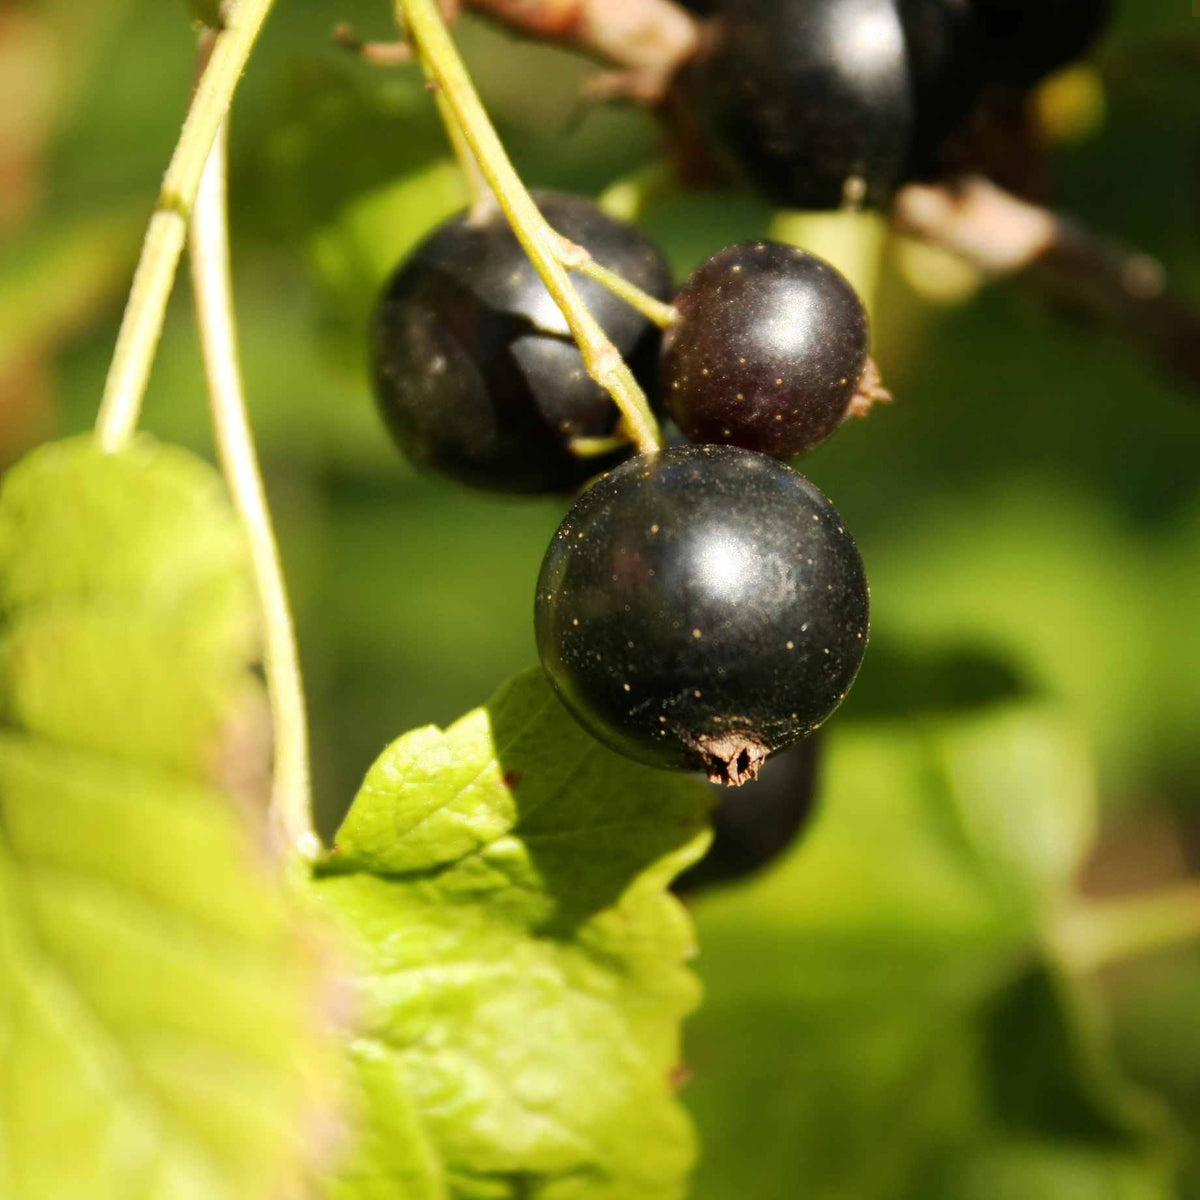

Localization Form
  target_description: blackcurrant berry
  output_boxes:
[674,735,821,895]
[371,192,672,493]
[694,0,915,210]
[535,444,869,784]
[973,0,1111,85]
[661,241,874,458]
[900,0,987,175]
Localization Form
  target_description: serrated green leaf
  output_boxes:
[0,436,346,1198]
[687,705,1172,1200]
[312,668,712,1200]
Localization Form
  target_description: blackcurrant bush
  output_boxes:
[674,735,821,895]
[694,0,915,209]
[535,444,869,784]
[661,241,873,458]
[371,191,672,493]
[973,0,1111,85]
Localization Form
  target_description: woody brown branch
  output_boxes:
[893,175,1200,395]
[463,0,700,105]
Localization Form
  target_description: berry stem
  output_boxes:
[566,251,678,331]
[190,119,320,861]
[394,0,664,454]
[568,434,629,459]
[428,75,493,217]
[93,0,278,453]
[1053,881,1200,973]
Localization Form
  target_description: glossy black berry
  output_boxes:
[662,242,870,458]
[688,0,991,207]
[674,735,821,895]
[695,0,915,209]
[900,0,986,175]
[371,192,672,493]
[973,0,1111,85]
[535,444,869,784]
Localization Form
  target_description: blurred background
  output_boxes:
[2,0,1199,1194]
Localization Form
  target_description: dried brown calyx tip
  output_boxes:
[845,358,893,420]
[694,734,770,786]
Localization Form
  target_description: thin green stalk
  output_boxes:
[190,120,319,860]
[1053,882,1200,973]
[94,0,278,453]
[566,252,678,330]
[425,60,492,216]
[394,0,663,455]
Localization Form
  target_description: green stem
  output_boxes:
[425,59,492,215]
[94,0,278,453]
[568,434,629,459]
[432,81,492,217]
[1053,882,1200,973]
[190,120,320,860]
[394,0,663,455]
[567,253,678,331]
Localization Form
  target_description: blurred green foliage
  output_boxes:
[0,438,347,1196]
[4,0,1200,1194]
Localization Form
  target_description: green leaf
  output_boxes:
[0,436,346,1198]
[686,705,1173,1200]
[311,668,712,1199]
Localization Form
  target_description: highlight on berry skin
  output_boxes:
[660,240,888,458]
[370,191,672,494]
[535,444,869,785]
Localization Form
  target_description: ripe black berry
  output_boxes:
[686,0,991,208]
[900,0,986,175]
[535,444,869,784]
[661,242,874,458]
[694,0,914,209]
[973,0,1111,85]
[674,736,821,895]
[371,192,672,493]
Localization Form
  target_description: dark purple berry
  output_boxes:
[661,241,871,458]
[535,444,869,784]
[694,0,915,209]
[674,735,822,895]
[900,0,987,175]
[371,191,672,493]
[687,0,993,207]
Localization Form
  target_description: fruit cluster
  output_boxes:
[367,0,1111,879]
[372,193,874,788]
[684,0,1111,209]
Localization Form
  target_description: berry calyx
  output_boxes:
[661,241,885,458]
[371,191,672,493]
[535,444,869,784]
[674,735,822,895]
